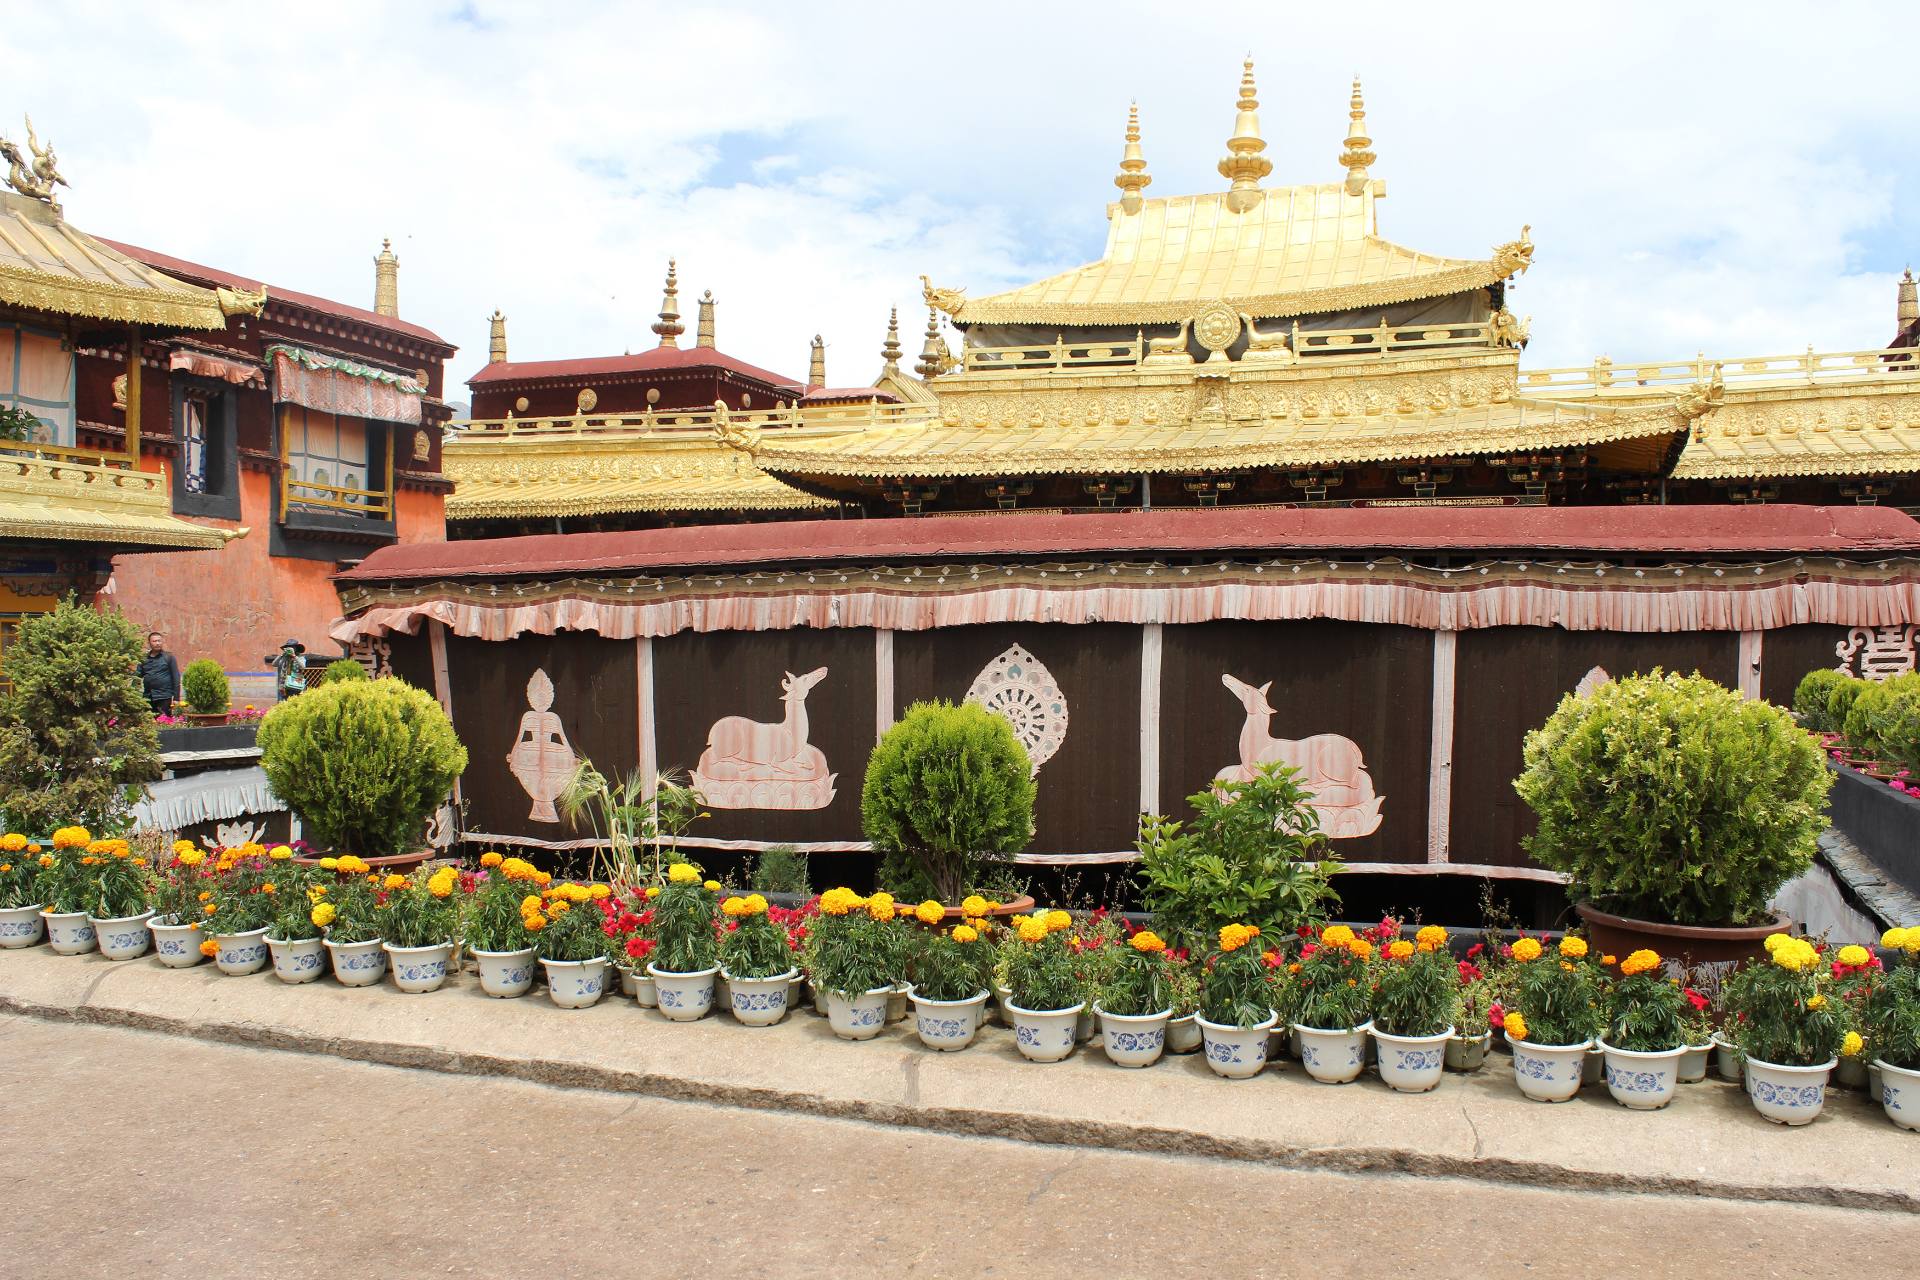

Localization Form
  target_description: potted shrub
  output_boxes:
[1290,925,1374,1084]
[464,852,547,998]
[83,836,155,961]
[35,827,101,954]
[1864,927,1920,1129]
[1371,927,1456,1093]
[906,921,994,1051]
[1515,671,1831,966]
[1164,951,1203,1054]
[1447,944,1495,1071]
[1499,935,1600,1102]
[261,850,327,984]
[810,888,907,1040]
[533,881,616,1009]
[0,832,44,948]
[316,856,387,986]
[257,677,467,868]
[1595,949,1690,1109]
[1195,923,1276,1079]
[861,700,1035,903]
[181,659,230,725]
[645,863,720,1020]
[1722,934,1845,1124]
[148,840,213,966]
[1003,909,1084,1063]
[202,845,281,975]
[1094,928,1175,1068]
[1137,762,1340,952]
[598,888,653,1001]
[382,865,462,993]
[719,893,796,1027]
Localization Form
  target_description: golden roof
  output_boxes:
[444,434,832,519]
[0,449,235,550]
[946,183,1527,328]
[0,190,230,329]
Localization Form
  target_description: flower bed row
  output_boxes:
[2,830,1916,1131]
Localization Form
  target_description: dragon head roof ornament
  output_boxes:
[1,115,69,212]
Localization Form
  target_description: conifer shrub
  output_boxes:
[0,598,160,833]
[182,659,229,714]
[322,659,367,684]
[257,677,467,856]
[1791,668,1849,733]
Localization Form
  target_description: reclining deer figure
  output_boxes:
[1215,672,1384,838]
[700,667,831,781]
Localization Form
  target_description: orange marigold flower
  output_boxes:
[1510,937,1543,963]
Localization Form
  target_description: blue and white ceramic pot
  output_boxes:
[324,935,387,987]
[1198,1010,1278,1080]
[1744,1056,1835,1126]
[542,956,609,1009]
[212,926,271,976]
[1875,1059,1918,1131]
[1374,1024,1453,1093]
[1165,1013,1202,1055]
[825,985,893,1041]
[1711,1033,1744,1083]
[385,941,455,994]
[150,916,203,968]
[89,910,153,961]
[1296,1021,1373,1085]
[910,988,990,1052]
[472,946,537,998]
[724,967,797,1027]
[42,909,96,956]
[1506,1033,1591,1103]
[646,962,717,1021]
[266,934,326,984]
[1677,1041,1713,1084]
[1095,1004,1172,1069]
[1597,1040,1685,1110]
[1008,1000,1085,1064]
[1444,1030,1491,1073]
[0,903,44,949]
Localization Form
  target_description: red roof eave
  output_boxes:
[467,347,802,392]
[337,504,1920,584]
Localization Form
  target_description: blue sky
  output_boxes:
[9,1,1915,400]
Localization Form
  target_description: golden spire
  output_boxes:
[1341,76,1377,196]
[1218,57,1272,213]
[808,334,826,390]
[880,307,902,376]
[651,259,684,348]
[487,310,507,364]
[915,307,948,380]
[373,238,399,317]
[1901,267,1918,328]
[696,289,716,348]
[1114,101,1151,215]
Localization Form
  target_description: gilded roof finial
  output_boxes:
[373,238,400,317]
[488,309,508,364]
[1218,56,1272,213]
[1114,101,1151,215]
[808,334,826,391]
[1341,76,1377,197]
[651,259,683,348]
[0,115,69,214]
[696,289,716,348]
[915,307,950,380]
[880,307,903,376]
[1900,267,1918,328]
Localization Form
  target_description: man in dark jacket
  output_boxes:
[136,631,180,718]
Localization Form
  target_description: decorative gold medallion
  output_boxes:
[576,387,598,412]
[1193,302,1242,356]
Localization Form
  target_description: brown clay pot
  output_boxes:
[293,848,432,874]
[1573,901,1791,968]
[185,711,230,726]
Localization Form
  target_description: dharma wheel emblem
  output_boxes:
[1193,302,1242,356]
[966,644,1067,778]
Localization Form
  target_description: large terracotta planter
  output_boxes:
[1573,902,1792,968]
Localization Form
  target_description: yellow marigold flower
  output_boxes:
[199,938,220,957]
[743,893,767,916]
[132,857,147,868]
[1806,993,1827,1010]
[197,890,213,902]
[1511,937,1543,963]
[269,845,293,861]
[1348,938,1374,961]
[339,855,370,875]
[380,873,405,890]
[1016,917,1048,944]
[704,880,721,892]
[1045,909,1072,933]
[1764,933,1788,954]
[1130,930,1167,954]
[644,886,660,900]
[550,900,571,916]
[480,852,504,868]
[427,870,456,899]
[589,884,610,900]
[1415,924,1447,949]
[1219,923,1255,952]
[1322,924,1356,947]
[202,903,217,916]
[522,913,547,932]
[311,903,336,928]
[1504,1011,1529,1042]
[1387,939,1415,960]
[1558,936,1589,960]
[319,857,338,871]
[261,883,276,895]
[1836,944,1872,967]
[0,864,8,873]
[951,924,979,944]
[520,895,542,913]
[868,891,895,911]
[961,895,990,917]
[1601,954,1618,967]
[0,833,26,852]
[667,863,699,885]
[867,897,897,922]
[170,839,195,855]
[1881,926,1909,950]
[722,896,748,918]
[1841,1030,1865,1058]
[51,826,91,849]
[1620,949,1661,977]
[178,848,206,868]
[534,871,551,886]
[37,854,53,868]
[915,899,946,925]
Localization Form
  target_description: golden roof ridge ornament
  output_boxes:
[1340,76,1376,197]
[1491,226,1535,280]
[914,306,950,380]
[0,115,69,213]
[1899,267,1917,327]
[651,259,684,348]
[216,284,268,318]
[488,310,508,364]
[920,274,965,318]
[807,334,826,390]
[880,307,902,376]
[1218,56,1272,213]
[696,289,716,348]
[1114,101,1151,215]
[373,238,399,317]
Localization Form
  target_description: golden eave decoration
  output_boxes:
[0,449,238,551]
[443,433,833,519]
[0,188,230,329]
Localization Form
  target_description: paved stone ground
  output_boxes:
[1,1016,1912,1279]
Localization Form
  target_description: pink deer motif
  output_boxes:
[1214,673,1384,839]
[692,667,836,809]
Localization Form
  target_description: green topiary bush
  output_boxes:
[257,677,467,856]
[751,844,812,896]
[181,659,229,714]
[1829,675,1872,746]
[0,597,161,834]
[1840,672,1920,765]
[322,659,368,684]
[861,700,1035,903]
[1791,668,1849,733]
[1515,669,1832,927]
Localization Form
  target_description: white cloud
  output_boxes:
[6,0,1914,388]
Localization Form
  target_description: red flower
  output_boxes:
[1683,988,1709,1012]
[1296,924,1313,938]
[1456,960,1483,984]
[1465,942,1484,960]
[1488,1002,1505,1033]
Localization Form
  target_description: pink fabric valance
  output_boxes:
[169,349,262,386]
[270,347,422,425]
